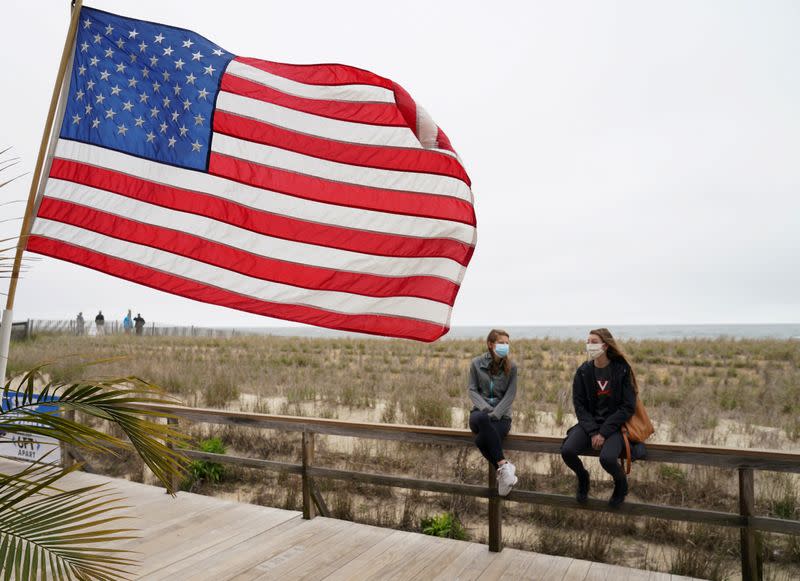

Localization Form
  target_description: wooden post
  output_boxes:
[739,467,762,581]
[3,1,82,312]
[165,417,181,494]
[61,408,76,469]
[0,1,83,385]
[302,430,316,519]
[488,464,502,552]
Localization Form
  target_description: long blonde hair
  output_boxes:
[486,329,512,375]
[589,327,639,391]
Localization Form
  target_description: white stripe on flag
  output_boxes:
[43,179,466,282]
[215,91,420,148]
[53,140,476,244]
[211,133,472,200]
[31,218,452,323]
[225,60,397,103]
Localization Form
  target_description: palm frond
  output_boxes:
[2,366,190,494]
[0,462,138,580]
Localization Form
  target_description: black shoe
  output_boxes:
[609,477,628,508]
[576,469,590,504]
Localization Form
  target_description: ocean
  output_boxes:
[240,324,800,341]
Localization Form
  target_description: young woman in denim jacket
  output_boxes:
[467,329,519,496]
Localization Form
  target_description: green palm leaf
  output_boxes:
[0,361,192,579]
[1,366,190,494]
[0,462,137,580]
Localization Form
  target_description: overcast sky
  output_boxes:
[1,0,798,329]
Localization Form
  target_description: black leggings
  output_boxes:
[469,410,511,469]
[561,427,625,481]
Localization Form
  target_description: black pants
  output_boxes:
[561,426,625,481]
[469,410,511,469]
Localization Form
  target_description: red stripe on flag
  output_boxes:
[26,235,448,342]
[235,57,394,89]
[436,127,456,154]
[37,197,460,304]
[391,82,418,139]
[220,74,406,127]
[213,110,471,185]
[209,153,477,225]
[49,159,473,264]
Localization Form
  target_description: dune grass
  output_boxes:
[8,333,800,578]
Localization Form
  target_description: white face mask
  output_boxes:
[586,343,605,360]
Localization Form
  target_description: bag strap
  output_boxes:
[621,426,632,475]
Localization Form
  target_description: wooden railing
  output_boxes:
[138,403,800,581]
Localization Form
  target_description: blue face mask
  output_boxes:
[494,343,510,358]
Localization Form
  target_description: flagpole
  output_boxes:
[0,0,84,383]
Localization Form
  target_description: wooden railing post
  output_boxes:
[488,464,502,552]
[61,408,75,469]
[165,417,180,494]
[738,467,762,581]
[302,430,316,519]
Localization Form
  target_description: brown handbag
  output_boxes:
[620,384,654,474]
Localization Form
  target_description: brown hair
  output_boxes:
[589,327,639,391]
[486,328,512,375]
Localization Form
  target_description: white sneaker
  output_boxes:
[497,462,518,497]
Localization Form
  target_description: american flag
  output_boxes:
[30,6,476,342]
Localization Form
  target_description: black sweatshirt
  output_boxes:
[571,359,636,438]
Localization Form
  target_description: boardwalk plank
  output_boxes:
[603,564,636,580]
[138,504,287,577]
[322,530,427,581]
[230,518,355,580]
[410,537,476,580]
[0,461,701,581]
[116,493,229,542]
[562,558,593,581]
[518,552,561,579]
[251,520,392,581]
[148,515,304,579]
[584,561,611,581]
[624,566,654,581]
[383,535,458,580]
[545,556,577,579]
[428,542,498,581]
[478,548,537,580]
[349,531,433,580]
[153,515,327,580]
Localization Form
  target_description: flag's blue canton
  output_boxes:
[60,7,235,171]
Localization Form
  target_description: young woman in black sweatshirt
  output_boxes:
[561,328,636,507]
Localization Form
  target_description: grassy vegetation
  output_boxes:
[421,512,469,540]
[182,437,227,491]
[8,333,800,579]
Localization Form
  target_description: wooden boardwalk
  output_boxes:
[9,461,703,580]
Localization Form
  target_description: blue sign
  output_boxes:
[0,390,61,463]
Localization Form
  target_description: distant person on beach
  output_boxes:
[467,329,519,496]
[95,311,105,336]
[123,310,133,334]
[76,312,84,335]
[133,313,145,336]
[561,328,636,507]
